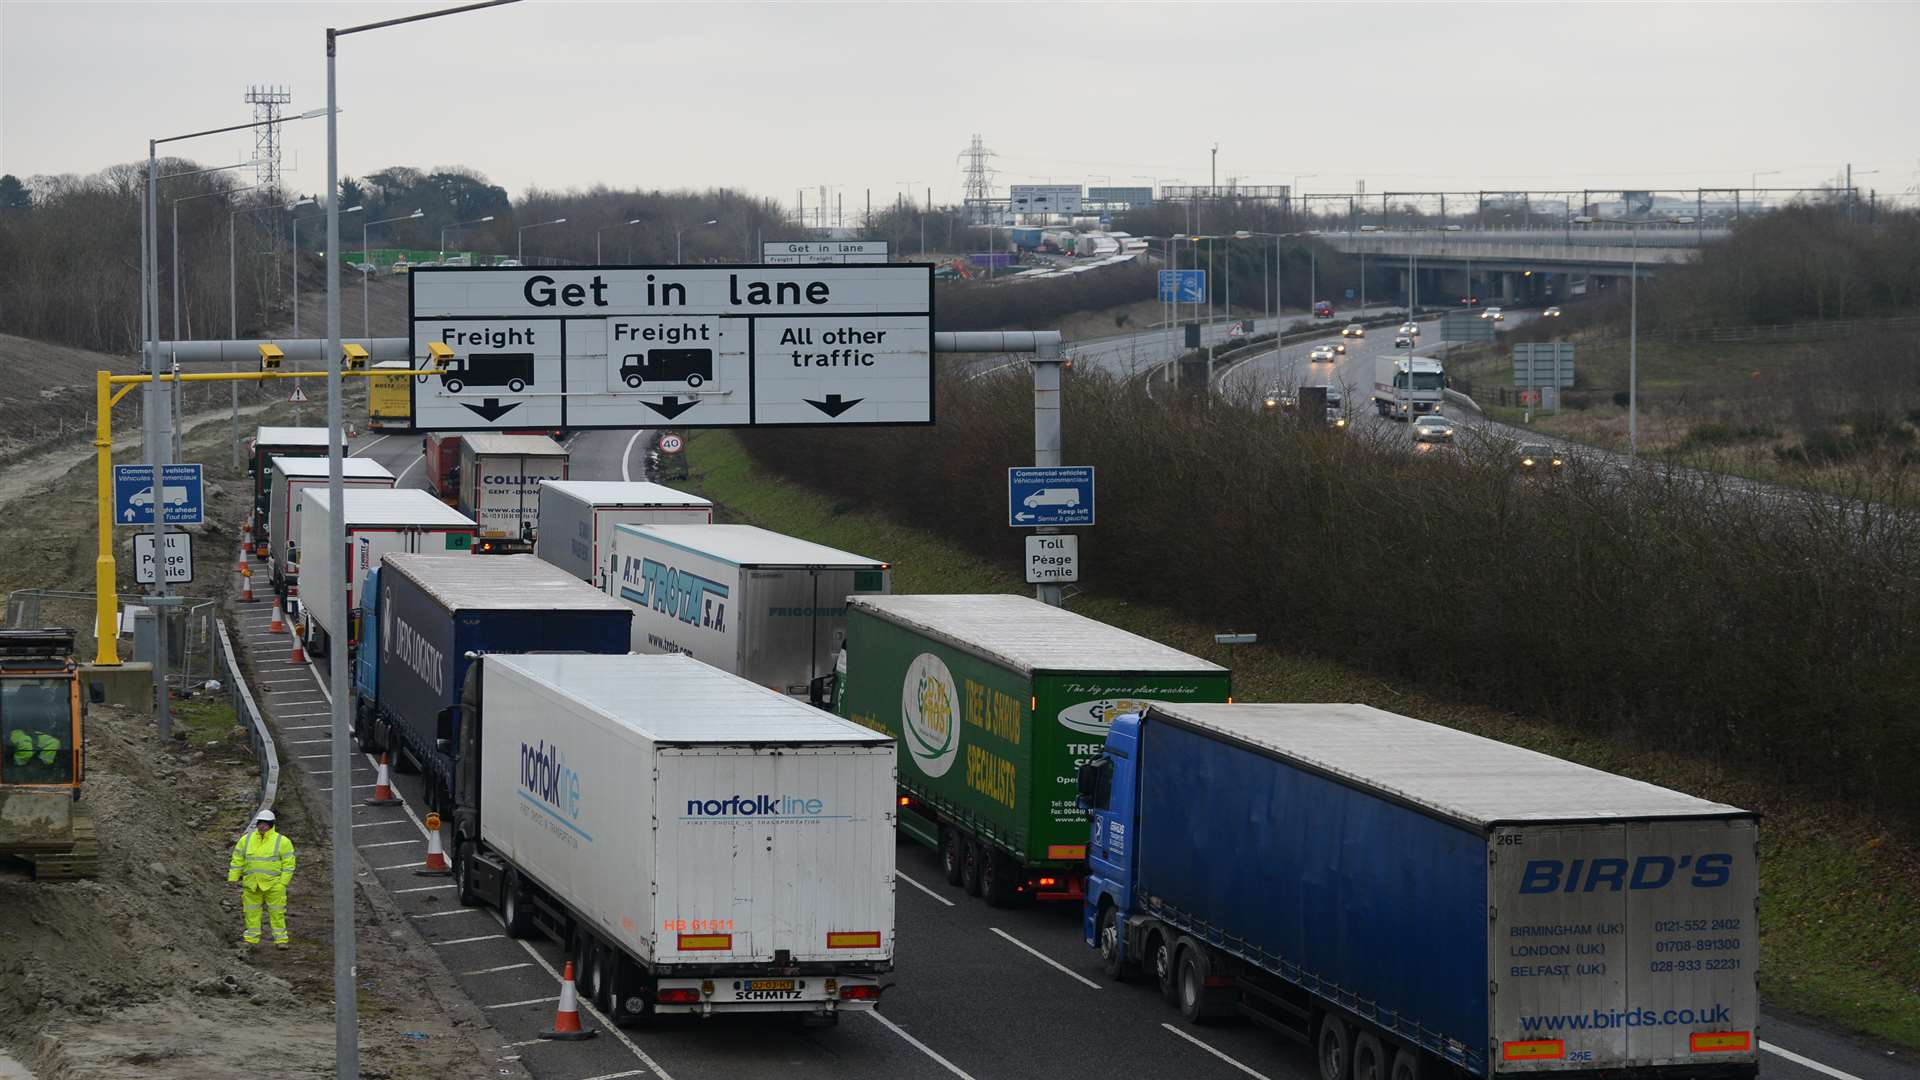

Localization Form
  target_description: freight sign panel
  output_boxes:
[763,240,890,265]
[1009,184,1083,216]
[409,266,932,430]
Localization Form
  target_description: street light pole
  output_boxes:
[362,209,423,334]
[518,216,568,261]
[1629,225,1638,461]
[326,7,518,1075]
[675,218,718,263]
[597,218,640,264]
[440,214,496,262]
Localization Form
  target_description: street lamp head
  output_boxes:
[408,209,425,219]
[554,217,568,224]
[293,107,335,121]
[702,219,718,226]
[625,218,641,225]
[1233,230,1252,239]
[480,215,495,222]
[288,198,317,209]
[342,205,364,215]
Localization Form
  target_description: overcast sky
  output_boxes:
[4,1,1917,207]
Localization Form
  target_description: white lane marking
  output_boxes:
[862,1009,978,1080]
[275,711,330,718]
[321,786,378,794]
[482,996,556,1010]
[496,1038,544,1049]
[620,429,644,482]
[896,870,955,907]
[988,926,1101,990]
[413,910,485,921]
[297,753,332,760]
[352,819,412,829]
[1163,1023,1275,1079]
[363,839,420,849]
[1761,1042,1866,1080]
[375,861,426,870]
[462,963,534,977]
[290,738,332,745]
[431,933,504,945]
[284,724,332,731]
[352,433,391,457]
[490,910,678,1080]
[393,884,456,894]
[394,453,425,486]
[579,1072,650,1080]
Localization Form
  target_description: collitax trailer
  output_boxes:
[1080,703,1758,1080]
[457,434,568,553]
[266,456,395,599]
[295,488,476,661]
[449,652,895,1025]
[607,524,890,699]
[834,593,1229,907]
[534,479,713,589]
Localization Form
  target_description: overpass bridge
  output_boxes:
[1318,224,1727,305]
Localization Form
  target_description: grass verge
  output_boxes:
[675,427,1920,1049]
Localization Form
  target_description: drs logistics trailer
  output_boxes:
[266,456,395,599]
[1079,703,1758,1080]
[361,553,630,811]
[534,480,713,590]
[458,434,569,554]
[834,594,1229,907]
[247,426,345,548]
[297,488,477,660]
[448,653,895,1025]
[607,524,890,700]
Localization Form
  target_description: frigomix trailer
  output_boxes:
[534,480,713,589]
[266,456,395,599]
[448,652,894,1025]
[1080,703,1758,1080]
[607,524,889,699]
[835,593,1228,907]
[366,553,630,810]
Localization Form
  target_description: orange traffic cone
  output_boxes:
[288,624,307,665]
[415,812,451,876]
[269,602,286,634]
[238,542,250,572]
[240,567,255,603]
[364,754,401,806]
[540,961,596,1040]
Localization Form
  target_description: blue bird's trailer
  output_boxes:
[1080,703,1757,1080]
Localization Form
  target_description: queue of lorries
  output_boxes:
[239,423,1760,1078]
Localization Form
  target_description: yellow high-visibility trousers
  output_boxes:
[241,882,290,945]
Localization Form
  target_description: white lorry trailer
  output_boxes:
[457,434,569,554]
[533,479,713,589]
[297,488,477,659]
[448,652,895,1024]
[1372,355,1447,419]
[606,524,891,701]
[267,456,395,599]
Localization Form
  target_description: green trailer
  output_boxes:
[836,594,1229,907]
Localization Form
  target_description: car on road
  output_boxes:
[1309,345,1337,363]
[1393,335,1414,349]
[1398,322,1420,336]
[1332,341,1347,354]
[1263,387,1295,411]
[1517,442,1563,471]
[1341,323,1365,338]
[1411,415,1455,443]
[1485,306,1505,321]
[1543,305,1563,317]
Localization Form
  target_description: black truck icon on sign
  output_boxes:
[440,352,534,395]
[620,348,712,389]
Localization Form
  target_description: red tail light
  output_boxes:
[839,985,882,1001]
[656,988,702,1004]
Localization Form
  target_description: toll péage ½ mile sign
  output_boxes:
[407,265,933,431]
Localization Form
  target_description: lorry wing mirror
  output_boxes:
[436,705,457,745]
[1076,760,1108,810]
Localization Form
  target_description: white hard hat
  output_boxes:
[255,810,276,824]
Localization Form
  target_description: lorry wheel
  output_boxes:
[589,941,616,1013]
[1316,1013,1353,1080]
[1353,1033,1388,1080]
[501,870,534,939]
[980,850,1017,908]
[1096,903,1130,980]
[1176,944,1223,1024]
[940,828,964,886]
[960,837,984,896]
[1387,1048,1421,1080]
[1150,932,1179,1004]
[454,845,481,907]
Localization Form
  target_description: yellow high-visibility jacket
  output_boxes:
[228,828,296,889]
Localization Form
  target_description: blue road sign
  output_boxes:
[113,463,204,526]
[1345,288,1356,300]
[1158,270,1206,304]
[1008,466,1095,527]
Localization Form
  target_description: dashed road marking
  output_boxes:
[989,927,1101,990]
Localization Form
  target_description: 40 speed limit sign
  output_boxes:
[659,433,684,453]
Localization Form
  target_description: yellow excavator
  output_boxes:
[0,629,95,880]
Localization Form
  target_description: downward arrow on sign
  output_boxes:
[643,396,699,420]
[804,394,864,418]
[461,398,522,423]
